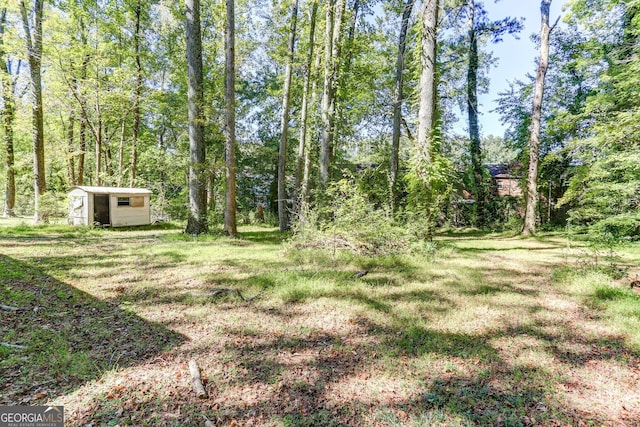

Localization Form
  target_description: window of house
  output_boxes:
[497,181,504,189]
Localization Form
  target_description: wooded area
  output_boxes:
[1,0,640,239]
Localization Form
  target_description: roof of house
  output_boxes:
[484,164,520,179]
[71,186,152,195]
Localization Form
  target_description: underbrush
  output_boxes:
[289,178,439,257]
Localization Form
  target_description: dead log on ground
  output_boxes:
[1,304,20,311]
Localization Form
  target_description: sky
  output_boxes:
[475,0,568,137]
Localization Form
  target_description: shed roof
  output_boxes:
[71,186,152,195]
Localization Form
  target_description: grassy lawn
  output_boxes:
[1,218,639,426]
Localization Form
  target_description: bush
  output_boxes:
[39,192,66,223]
[590,213,640,241]
[290,175,439,257]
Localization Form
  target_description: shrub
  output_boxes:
[590,213,640,241]
[289,175,437,257]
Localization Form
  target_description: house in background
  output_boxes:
[484,164,523,198]
[68,186,152,227]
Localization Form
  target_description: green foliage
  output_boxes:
[38,192,67,222]
[405,154,455,239]
[485,196,523,232]
[590,212,640,241]
[560,1,640,234]
[290,174,439,257]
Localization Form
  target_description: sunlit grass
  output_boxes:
[1,222,639,425]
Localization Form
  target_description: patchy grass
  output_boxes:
[1,223,639,426]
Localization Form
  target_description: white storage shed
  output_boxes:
[68,186,152,227]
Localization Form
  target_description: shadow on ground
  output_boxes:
[0,254,185,405]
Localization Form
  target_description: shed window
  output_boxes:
[117,197,130,206]
[497,181,504,189]
[117,196,144,207]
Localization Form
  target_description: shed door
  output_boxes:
[94,194,110,225]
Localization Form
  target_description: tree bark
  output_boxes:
[278,0,299,232]
[118,118,126,187]
[224,0,238,237]
[20,0,45,223]
[416,0,439,168]
[467,0,485,225]
[95,94,102,186]
[130,0,142,187]
[1,8,16,217]
[67,103,77,186]
[185,0,208,234]
[522,0,553,236]
[76,20,89,186]
[391,0,416,208]
[295,0,318,216]
[319,0,345,185]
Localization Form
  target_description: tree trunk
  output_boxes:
[295,0,318,216]
[20,0,45,223]
[130,0,142,187]
[77,21,89,186]
[391,0,415,208]
[95,98,102,186]
[319,0,345,185]
[332,0,359,144]
[118,118,126,187]
[416,0,439,168]
[522,0,553,236]
[278,0,299,232]
[67,104,76,186]
[78,104,86,185]
[185,0,208,235]
[224,0,238,237]
[0,8,16,217]
[466,0,485,226]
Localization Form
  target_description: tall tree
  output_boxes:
[185,0,208,234]
[522,0,557,236]
[278,0,299,232]
[0,8,16,217]
[224,0,238,236]
[416,0,439,167]
[391,0,416,207]
[465,1,522,226]
[295,0,318,214]
[20,0,45,223]
[466,0,483,223]
[129,0,143,187]
[319,0,346,185]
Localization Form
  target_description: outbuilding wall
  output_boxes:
[68,186,151,227]
[109,194,151,227]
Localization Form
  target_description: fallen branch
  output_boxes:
[1,304,20,312]
[244,290,263,302]
[188,359,208,399]
[204,288,245,300]
[1,342,26,350]
[191,287,263,303]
